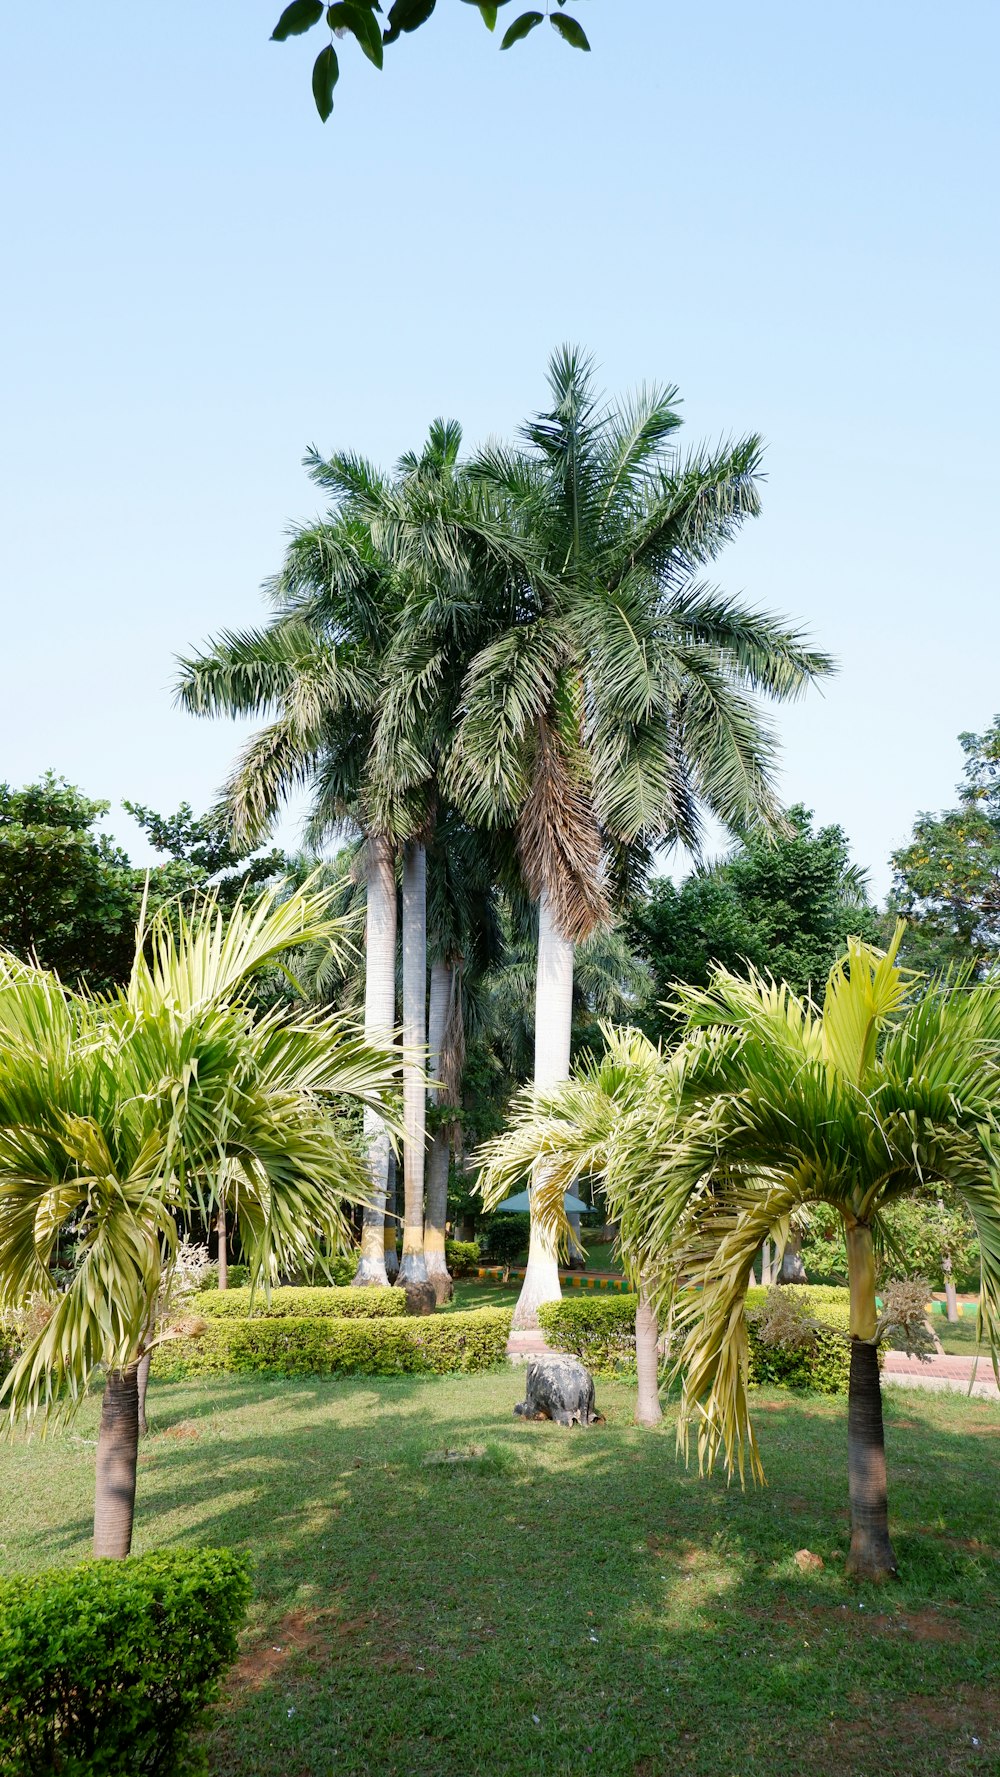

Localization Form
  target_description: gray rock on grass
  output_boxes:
[514,1355,603,1427]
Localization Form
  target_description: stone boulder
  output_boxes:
[514,1355,603,1427]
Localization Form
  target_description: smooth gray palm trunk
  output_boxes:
[513,887,573,1331]
[398,842,429,1288]
[425,959,454,1304]
[777,1232,807,1283]
[93,1363,140,1558]
[217,1197,229,1290]
[634,1284,663,1426]
[353,834,397,1288]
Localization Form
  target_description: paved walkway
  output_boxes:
[882,1349,999,1400]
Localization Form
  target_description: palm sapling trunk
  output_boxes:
[778,1231,807,1283]
[845,1217,898,1580]
[93,1364,141,1559]
[425,960,455,1306]
[634,1283,663,1427]
[943,1253,959,1322]
[383,1150,399,1279]
[217,1197,229,1291]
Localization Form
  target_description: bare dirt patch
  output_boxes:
[820,1683,1000,1772]
[228,1607,368,1694]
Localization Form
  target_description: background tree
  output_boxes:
[269,0,594,122]
[447,347,831,1325]
[630,806,878,1041]
[891,717,1000,976]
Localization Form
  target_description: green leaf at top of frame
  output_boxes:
[500,10,543,49]
[327,1,385,65]
[479,4,498,28]
[272,0,324,40]
[549,12,590,49]
[383,0,436,44]
[312,43,340,119]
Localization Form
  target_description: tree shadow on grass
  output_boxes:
[19,1372,1000,1777]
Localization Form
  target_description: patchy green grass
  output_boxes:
[936,1316,990,1358]
[2,1374,997,1777]
[445,1277,521,1313]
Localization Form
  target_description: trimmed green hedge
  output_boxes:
[445,1240,480,1277]
[745,1285,858,1394]
[197,1285,407,1321]
[197,1263,250,1292]
[155,1308,513,1379]
[538,1294,638,1377]
[539,1285,864,1394]
[0,1547,251,1775]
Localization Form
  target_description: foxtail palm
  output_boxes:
[455,347,832,1326]
[0,885,399,1557]
[480,929,1000,1578]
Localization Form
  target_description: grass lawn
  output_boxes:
[2,1373,998,1776]
[935,1316,989,1358]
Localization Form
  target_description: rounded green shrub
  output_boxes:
[538,1294,638,1376]
[0,1547,251,1775]
[155,1308,513,1379]
[196,1285,407,1321]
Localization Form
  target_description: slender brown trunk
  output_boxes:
[93,1364,140,1559]
[383,1150,399,1280]
[217,1198,228,1291]
[845,1340,897,1580]
[634,1285,662,1427]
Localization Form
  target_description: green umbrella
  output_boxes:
[492,1189,591,1216]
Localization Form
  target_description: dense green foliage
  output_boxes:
[0,776,139,991]
[269,0,593,123]
[196,1284,408,1320]
[892,717,1000,974]
[477,1214,531,1264]
[630,806,878,1038]
[800,1197,981,1293]
[745,1286,856,1394]
[0,1548,251,1775]
[537,1292,637,1375]
[155,1308,513,1377]
[0,777,289,994]
[444,1238,480,1276]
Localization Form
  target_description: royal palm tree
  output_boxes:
[479,927,1000,1577]
[0,885,398,1558]
[451,347,832,1326]
[176,510,403,1288]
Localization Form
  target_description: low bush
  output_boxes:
[196,1285,407,1321]
[538,1294,638,1376]
[745,1285,857,1394]
[0,1547,251,1776]
[196,1263,250,1293]
[477,1215,530,1266]
[155,1308,513,1379]
[538,1285,865,1394]
[445,1240,480,1277]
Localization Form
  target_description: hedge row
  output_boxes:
[0,1548,250,1776]
[155,1308,513,1379]
[197,1285,407,1321]
[538,1294,638,1376]
[539,1285,864,1395]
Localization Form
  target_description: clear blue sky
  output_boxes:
[2,1,998,895]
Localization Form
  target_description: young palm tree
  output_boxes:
[451,348,833,1326]
[0,885,399,1558]
[479,929,1000,1577]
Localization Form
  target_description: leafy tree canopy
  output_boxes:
[629,805,879,1037]
[271,0,593,122]
[891,717,1000,976]
[0,777,289,995]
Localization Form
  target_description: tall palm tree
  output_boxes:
[176,510,403,1288]
[450,348,833,1326]
[0,885,399,1558]
[478,929,1000,1578]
